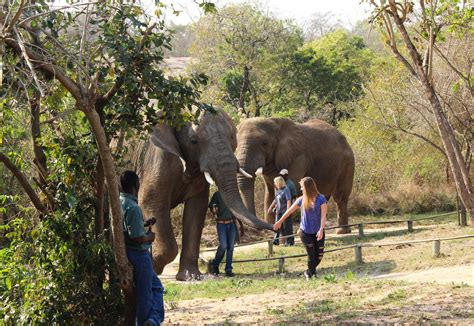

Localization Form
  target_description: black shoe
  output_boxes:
[211,265,220,275]
[273,241,280,246]
[225,271,235,277]
[304,270,314,280]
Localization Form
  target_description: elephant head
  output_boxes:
[236,118,303,215]
[150,109,273,230]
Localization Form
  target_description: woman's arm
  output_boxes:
[267,199,276,214]
[317,202,327,240]
[273,201,300,230]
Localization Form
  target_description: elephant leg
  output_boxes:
[335,198,351,234]
[177,189,208,281]
[147,204,178,274]
[264,181,275,223]
[140,178,178,274]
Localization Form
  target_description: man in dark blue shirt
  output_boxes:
[120,170,164,326]
[209,190,237,277]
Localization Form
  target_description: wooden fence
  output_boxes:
[198,211,473,274]
[200,211,458,254]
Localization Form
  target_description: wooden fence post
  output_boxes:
[355,245,363,264]
[268,240,274,256]
[358,224,364,237]
[407,220,413,233]
[278,256,285,273]
[433,240,441,257]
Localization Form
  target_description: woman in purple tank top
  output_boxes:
[274,177,327,279]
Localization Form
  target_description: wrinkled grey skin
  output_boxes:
[135,110,273,281]
[236,118,355,234]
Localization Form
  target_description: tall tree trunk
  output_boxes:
[30,90,48,188]
[81,105,135,325]
[387,0,474,225]
[239,65,250,112]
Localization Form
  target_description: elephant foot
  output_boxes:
[336,226,351,234]
[176,267,202,281]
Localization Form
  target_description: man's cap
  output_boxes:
[279,169,289,175]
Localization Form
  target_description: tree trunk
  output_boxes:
[81,105,135,325]
[239,65,250,111]
[387,0,474,225]
[30,90,48,188]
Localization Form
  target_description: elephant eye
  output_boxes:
[190,137,198,145]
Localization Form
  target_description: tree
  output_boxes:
[304,11,344,41]
[284,30,374,124]
[0,0,211,322]
[190,3,303,118]
[367,0,473,224]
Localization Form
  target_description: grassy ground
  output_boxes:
[163,217,473,324]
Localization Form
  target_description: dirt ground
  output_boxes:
[161,224,474,324]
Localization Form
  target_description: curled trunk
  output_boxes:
[214,173,271,230]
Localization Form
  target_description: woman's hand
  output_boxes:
[316,228,324,240]
[273,221,282,231]
[267,207,273,215]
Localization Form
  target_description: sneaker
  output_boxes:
[225,271,236,277]
[303,270,314,280]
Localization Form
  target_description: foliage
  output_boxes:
[0,0,215,323]
[280,30,375,124]
[189,3,303,118]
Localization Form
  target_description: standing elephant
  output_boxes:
[135,109,272,281]
[236,118,354,234]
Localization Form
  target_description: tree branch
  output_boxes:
[0,152,46,214]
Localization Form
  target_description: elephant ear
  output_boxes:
[274,119,304,169]
[150,124,187,171]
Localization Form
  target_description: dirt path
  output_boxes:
[371,264,474,285]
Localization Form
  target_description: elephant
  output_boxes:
[236,117,355,234]
[134,109,273,281]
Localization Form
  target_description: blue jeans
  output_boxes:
[274,212,294,245]
[126,249,164,326]
[212,222,237,273]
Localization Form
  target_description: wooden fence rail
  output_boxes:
[204,234,474,274]
[199,211,458,254]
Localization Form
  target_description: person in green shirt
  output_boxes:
[120,170,164,326]
[208,190,237,277]
[279,169,298,246]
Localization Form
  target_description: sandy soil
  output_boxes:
[160,225,473,324]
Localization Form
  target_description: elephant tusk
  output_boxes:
[255,167,263,176]
[179,157,186,173]
[204,172,215,185]
[239,168,253,178]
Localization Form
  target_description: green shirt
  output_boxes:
[208,191,233,221]
[286,179,298,200]
[120,192,151,251]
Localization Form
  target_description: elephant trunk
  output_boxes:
[237,175,256,215]
[212,169,272,231]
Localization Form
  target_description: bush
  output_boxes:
[349,183,455,216]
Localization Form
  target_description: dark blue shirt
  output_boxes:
[209,191,233,221]
[285,179,298,199]
[296,194,327,234]
[275,186,292,215]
